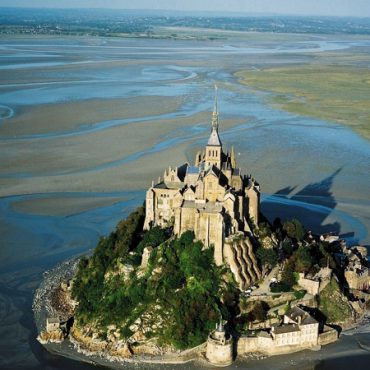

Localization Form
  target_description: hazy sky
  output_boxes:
[1,0,370,17]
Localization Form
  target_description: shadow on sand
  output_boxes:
[261,168,351,238]
[315,353,370,370]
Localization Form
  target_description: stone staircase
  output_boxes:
[224,236,261,290]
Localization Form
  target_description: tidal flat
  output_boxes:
[236,60,370,139]
[0,33,370,370]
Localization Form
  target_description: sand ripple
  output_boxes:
[0,104,14,120]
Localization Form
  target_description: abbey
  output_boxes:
[144,89,261,288]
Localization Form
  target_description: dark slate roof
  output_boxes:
[177,163,188,181]
[285,306,318,326]
[154,182,167,189]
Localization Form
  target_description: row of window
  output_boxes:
[208,150,219,157]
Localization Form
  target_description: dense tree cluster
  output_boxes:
[72,209,237,349]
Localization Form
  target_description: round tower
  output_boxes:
[206,322,233,366]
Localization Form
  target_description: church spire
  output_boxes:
[207,85,222,147]
[212,85,219,131]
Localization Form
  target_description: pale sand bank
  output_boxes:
[0,95,183,136]
[11,195,125,217]
[0,112,244,178]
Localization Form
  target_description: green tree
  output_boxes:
[283,218,305,241]
[281,258,297,288]
[294,246,313,273]
[256,247,278,268]
[72,223,237,350]
[248,301,269,322]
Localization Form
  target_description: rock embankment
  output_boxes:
[33,257,81,344]
[34,256,204,365]
[38,328,65,344]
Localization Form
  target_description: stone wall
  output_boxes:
[345,269,369,291]
[298,274,320,295]
[223,237,261,289]
[237,335,321,357]
[318,326,338,346]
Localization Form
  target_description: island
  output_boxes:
[34,89,370,367]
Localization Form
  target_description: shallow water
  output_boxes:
[0,35,369,369]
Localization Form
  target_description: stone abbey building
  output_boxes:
[144,89,261,288]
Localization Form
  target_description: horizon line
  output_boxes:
[1,6,370,19]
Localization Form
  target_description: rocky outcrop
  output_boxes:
[38,328,65,344]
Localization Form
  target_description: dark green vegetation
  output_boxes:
[1,8,370,37]
[71,203,351,349]
[256,217,337,293]
[318,278,352,323]
[72,207,237,349]
[256,218,305,264]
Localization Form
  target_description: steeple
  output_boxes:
[212,85,219,131]
[205,86,222,170]
[207,85,222,147]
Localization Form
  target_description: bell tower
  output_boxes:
[205,86,222,170]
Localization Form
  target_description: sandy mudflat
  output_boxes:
[1,34,369,370]
[11,195,125,217]
[0,95,183,136]
[0,111,208,176]
[0,113,244,188]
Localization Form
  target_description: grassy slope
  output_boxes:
[318,278,352,323]
[236,63,370,140]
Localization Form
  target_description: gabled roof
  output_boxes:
[183,186,195,195]
[273,324,300,334]
[204,165,219,178]
[285,306,318,325]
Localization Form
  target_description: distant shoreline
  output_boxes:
[2,8,370,39]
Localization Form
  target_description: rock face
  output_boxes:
[141,246,153,269]
[70,325,172,359]
[38,328,65,344]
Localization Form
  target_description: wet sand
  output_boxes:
[0,34,369,370]
[0,95,184,136]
